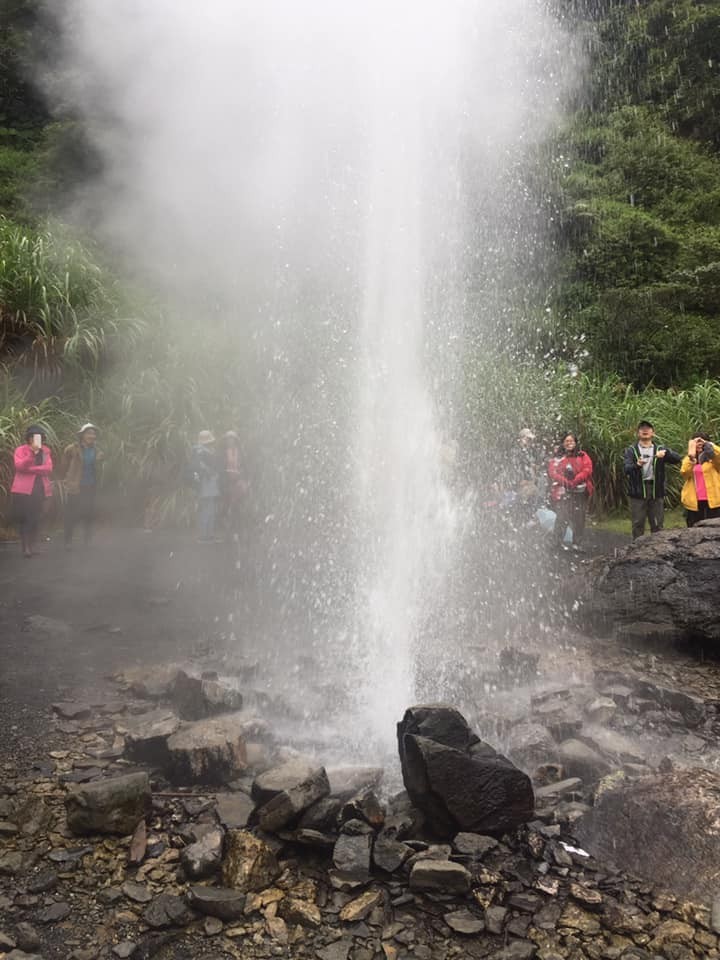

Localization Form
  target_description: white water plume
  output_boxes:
[55,0,578,756]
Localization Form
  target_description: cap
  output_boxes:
[197,430,215,445]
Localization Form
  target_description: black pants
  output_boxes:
[686,501,720,527]
[630,497,664,539]
[64,487,97,545]
[554,494,588,545]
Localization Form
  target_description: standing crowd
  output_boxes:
[7,420,720,555]
[510,419,720,551]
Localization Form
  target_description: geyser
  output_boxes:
[57,0,577,756]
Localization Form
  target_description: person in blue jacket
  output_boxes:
[623,420,682,539]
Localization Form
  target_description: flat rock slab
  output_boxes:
[119,709,180,764]
[409,860,471,894]
[187,885,246,920]
[143,893,193,929]
[257,766,330,832]
[326,766,384,800]
[576,767,720,901]
[52,702,92,720]
[65,772,151,836]
[166,714,248,785]
[215,792,254,829]
[252,759,317,805]
[180,827,224,879]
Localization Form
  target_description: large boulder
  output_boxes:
[576,768,720,901]
[398,705,534,837]
[166,714,247,784]
[589,520,720,644]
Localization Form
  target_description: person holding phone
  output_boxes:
[547,432,594,551]
[623,420,682,539]
[681,432,720,527]
[10,425,54,557]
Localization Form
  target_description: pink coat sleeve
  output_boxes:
[14,444,53,475]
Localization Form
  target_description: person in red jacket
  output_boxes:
[10,424,54,557]
[547,432,594,551]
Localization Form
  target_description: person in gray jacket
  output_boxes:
[190,430,220,542]
[623,420,682,538]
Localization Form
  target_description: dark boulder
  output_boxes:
[398,705,534,838]
[576,767,720,901]
[589,520,720,645]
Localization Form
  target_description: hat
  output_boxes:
[24,424,46,441]
[78,422,98,435]
[518,428,535,441]
[223,430,239,440]
[197,430,215,445]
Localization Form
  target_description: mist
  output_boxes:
[54,0,580,755]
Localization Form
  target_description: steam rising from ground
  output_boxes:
[57,1,578,756]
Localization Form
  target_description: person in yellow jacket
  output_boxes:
[680,432,720,527]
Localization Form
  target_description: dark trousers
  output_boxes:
[630,497,664,539]
[554,494,588,545]
[64,487,97,545]
[686,501,720,527]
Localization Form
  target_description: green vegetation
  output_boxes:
[1,0,720,528]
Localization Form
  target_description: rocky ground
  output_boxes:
[2,525,720,960]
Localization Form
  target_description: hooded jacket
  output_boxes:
[623,442,682,499]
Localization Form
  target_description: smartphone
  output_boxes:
[33,433,42,447]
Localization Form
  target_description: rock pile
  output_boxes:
[3,666,720,959]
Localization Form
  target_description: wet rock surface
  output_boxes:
[590,519,720,645]
[5,530,720,958]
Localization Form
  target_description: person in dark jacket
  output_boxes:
[623,420,682,539]
[59,422,104,548]
[190,430,220,542]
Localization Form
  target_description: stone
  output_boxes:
[112,943,137,959]
[15,923,40,952]
[508,722,556,770]
[399,721,534,836]
[484,906,507,935]
[316,941,352,960]
[65,772,151,835]
[180,827,224,879]
[38,901,71,922]
[121,663,183,698]
[340,789,385,829]
[119,709,180,764]
[556,739,613,783]
[128,818,147,865]
[339,890,381,922]
[332,832,372,878]
[326,766,384,800]
[278,898,322,927]
[590,524,720,645]
[577,767,720,900]
[0,851,23,875]
[203,916,223,935]
[52,701,92,720]
[408,860,471,894]
[372,835,411,873]
[166,714,248,784]
[187,885,247,920]
[0,933,16,951]
[585,696,617,724]
[143,894,193,929]
[299,797,342,832]
[534,778,583,800]
[489,944,536,959]
[15,797,52,837]
[215,792,254,829]
[444,909,485,934]
[6,953,45,960]
[452,832,499,858]
[122,881,153,904]
[252,759,316,805]
[257,766,331,832]
[221,829,281,891]
[26,870,58,894]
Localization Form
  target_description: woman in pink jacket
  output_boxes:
[11,425,54,557]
